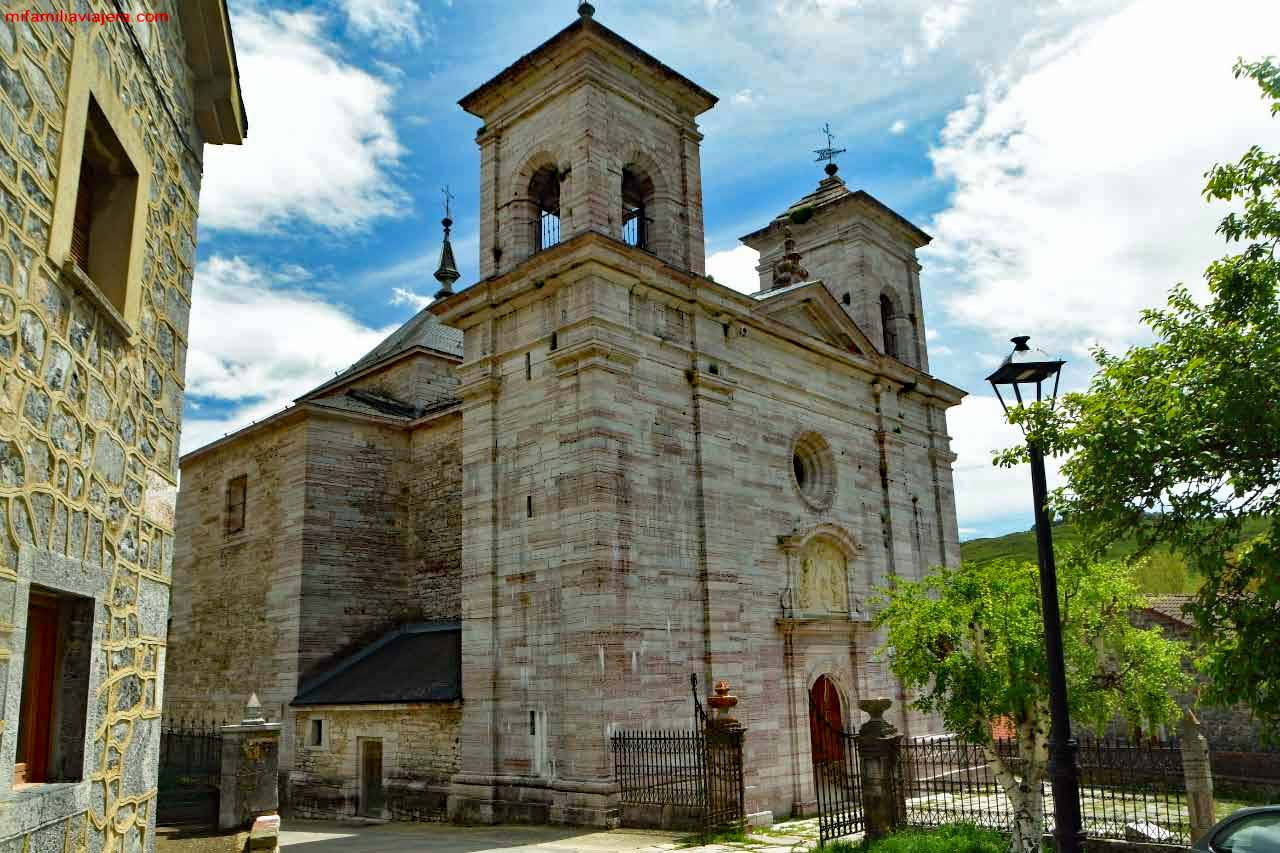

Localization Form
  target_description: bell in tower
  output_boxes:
[458,3,718,278]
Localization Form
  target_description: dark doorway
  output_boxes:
[809,675,844,764]
[359,739,384,817]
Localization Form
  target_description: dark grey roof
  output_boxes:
[350,306,464,369]
[739,172,932,247]
[292,622,461,707]
[298,307,463,403]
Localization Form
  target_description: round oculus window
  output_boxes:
[791,432,835,511]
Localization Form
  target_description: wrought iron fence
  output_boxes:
[1077,736,1189,844]
[897,734,1192,845]
[610,675,744,833]
[900,735,1021,832]
[809,700,864,842]
[158,718,224,826]
[612,728,706,809]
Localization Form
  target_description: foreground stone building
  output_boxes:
[165,4,963,827]
[0,2,246,852]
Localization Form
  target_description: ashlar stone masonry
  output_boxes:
[165,4,964,830]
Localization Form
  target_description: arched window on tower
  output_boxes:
[880,293,899,359]
[530,166,560,252]
[621,166,653,250]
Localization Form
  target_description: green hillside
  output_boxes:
[959,517,1269,595]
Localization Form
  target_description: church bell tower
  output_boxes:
[459,2,718,278]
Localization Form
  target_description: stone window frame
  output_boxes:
[305,716,329,751]
[46,34,152,342]
[225,474,247,535]
[0,547,108,833]
[790,430,837,512]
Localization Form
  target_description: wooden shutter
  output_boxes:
[70,160,94,270]
[15,595,58,785]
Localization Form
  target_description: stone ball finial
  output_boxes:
[442,216,453,231]
[824,162,839,177]
[578,2,595,17]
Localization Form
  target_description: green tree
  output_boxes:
[874,556,1189,853]
[997,57,1280,734]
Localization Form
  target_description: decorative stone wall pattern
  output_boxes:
[0,4,212,852]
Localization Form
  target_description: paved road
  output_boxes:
[278,821,687,853]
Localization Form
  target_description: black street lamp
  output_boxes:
[986,335,1084,853]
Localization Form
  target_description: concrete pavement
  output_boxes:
[276,819,825,853]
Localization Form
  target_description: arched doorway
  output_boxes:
[809,675,844,764]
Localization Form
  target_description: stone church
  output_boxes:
[165,3,964,828]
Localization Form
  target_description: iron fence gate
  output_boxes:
[808,693,864,843]
[611,675,745,833]
[157,719,223,826]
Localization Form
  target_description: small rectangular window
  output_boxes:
[525,351,531,380]
[309,718,325,748]
[549,332,558,352]
[15,588,93,785]
[226,475,247,534]
[70,97,140,316]
[529,710,536,736]
[526,495,533,518]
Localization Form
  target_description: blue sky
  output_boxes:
[183,0,1280,540]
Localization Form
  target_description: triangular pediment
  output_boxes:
[752,280,878,357]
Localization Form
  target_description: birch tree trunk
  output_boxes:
[983,708,1049,853]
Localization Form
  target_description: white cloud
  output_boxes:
[732,89,757,105]
[337,0,429,49]
[200,7,406,232]
[920,0,971,51]
[890,119,908,134]
[705,245,760,293]
[181,256,398,454]
[390,287,434,311]
[926,0,1280,357]
[945,394,1064,532]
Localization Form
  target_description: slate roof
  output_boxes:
[739,172,932,247]
[298,306,463,403]
[292,622,462,707]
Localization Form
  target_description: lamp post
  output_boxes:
[986,335,1084,853]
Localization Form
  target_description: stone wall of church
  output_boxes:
[289,703,462,822]
[297,418,415,684]
[168,416,307,728]
[751,204,930,373]
[444,240,960,824]
[407,413,462,622]
[477,77,706,279]
[0,5,209,852]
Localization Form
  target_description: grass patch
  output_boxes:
[675,823,754,848]
[821,824,1009,852]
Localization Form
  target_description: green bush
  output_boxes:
[821,824,1009,853]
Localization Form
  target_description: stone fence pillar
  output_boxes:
[219,693,282,844]
[706,681,747,825]
[1181,708,1215,843]
[855,698,905,841]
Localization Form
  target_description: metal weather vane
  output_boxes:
[813,122,846,169]
[441,185,455,221]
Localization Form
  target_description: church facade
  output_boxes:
[165,4,964,828]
